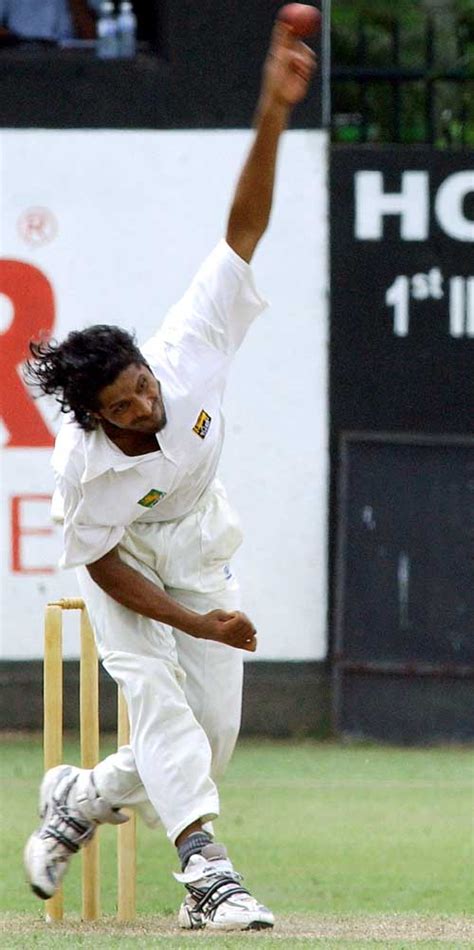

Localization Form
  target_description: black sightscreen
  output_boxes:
[333,433,474,743]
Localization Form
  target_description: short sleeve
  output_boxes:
[141,240,268,367]
[55,474,124,569]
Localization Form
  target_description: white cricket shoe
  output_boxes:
[24,764,128,900]
[175,843,274,931]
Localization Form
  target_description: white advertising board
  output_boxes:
[0,129,328,660]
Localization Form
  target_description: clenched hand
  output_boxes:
[193,610,257,653]
[262,21,317,108]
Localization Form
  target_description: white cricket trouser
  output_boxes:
[76,479,244,843]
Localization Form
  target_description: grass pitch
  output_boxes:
[1,735,473,946]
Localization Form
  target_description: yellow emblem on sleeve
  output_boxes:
[138,489,167,508]
[193,409,212,439]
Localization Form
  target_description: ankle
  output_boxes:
[177,830,213,870]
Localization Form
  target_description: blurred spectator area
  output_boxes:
[0,0,157,48]
[0,0,170,129]
[0,1,322,131]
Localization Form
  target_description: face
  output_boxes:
[95,363,167,434]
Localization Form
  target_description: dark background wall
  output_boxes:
[0,660,330,737]
[330,146,474,439]
[330,146,474,742]
[0,0,322,129]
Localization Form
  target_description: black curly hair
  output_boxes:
[25,325,148,431]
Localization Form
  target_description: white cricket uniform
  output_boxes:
[52,240,267,842]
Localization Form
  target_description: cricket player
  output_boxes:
[24,23,315,931]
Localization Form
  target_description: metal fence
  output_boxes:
[331,14,473,145]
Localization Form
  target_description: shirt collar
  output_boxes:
[81,420,176,484]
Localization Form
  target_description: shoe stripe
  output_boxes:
[188,878,251,915]
[205,885,252,917]
[53,809,92,835]
[41,826,81,853]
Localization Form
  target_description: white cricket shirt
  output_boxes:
[52,240,267,568]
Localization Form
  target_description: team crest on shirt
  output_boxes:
[193,409,212,439]
[138,489,167,508]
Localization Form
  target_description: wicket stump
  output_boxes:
[44,598,136,922]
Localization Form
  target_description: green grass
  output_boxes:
[1,736,473,946]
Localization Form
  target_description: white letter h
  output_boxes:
[355,171,429,241]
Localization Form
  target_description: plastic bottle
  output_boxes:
[117,1,137,59]
[96,1,119,59]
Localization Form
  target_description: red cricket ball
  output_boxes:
[278,3,321,38]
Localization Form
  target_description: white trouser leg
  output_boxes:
[76,565,219,842]
[169,586,243,783]
[102,650,219,841]
[75,480,245,842]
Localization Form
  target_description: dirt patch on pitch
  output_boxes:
[2,913,474,944]
[280,914,474,940]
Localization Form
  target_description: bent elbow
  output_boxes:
[86,546,120,588]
